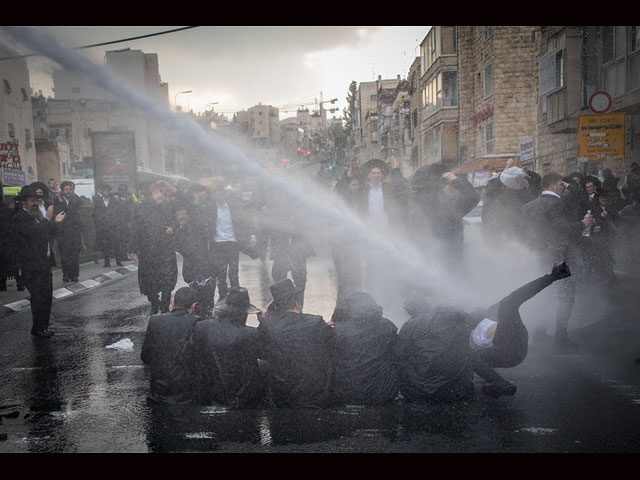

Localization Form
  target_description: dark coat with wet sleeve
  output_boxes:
[331,293,399,405]
[11,208,58,272]
[257,311,336,408]
[141,308,201,404]
[128,200,178,296]
[186,315,265,408]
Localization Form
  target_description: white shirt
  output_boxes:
[215,202,237,243]
[367,183,389,229]
[469,318,498,350]
[98,192,109,207]
[541,190,561,199]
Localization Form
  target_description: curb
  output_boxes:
[0,264,138,319]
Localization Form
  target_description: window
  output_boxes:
[25,128,31,143]
[602,26,638,96]
[442,71,458,107]
[484,27,492,40]
[21,88,28,101]
[72,87,81,94]
[484,64,493,98]
[3,79,11,94]
[565,158,577,174]
[485,122,494,154]
[370,95,377,101]
[441,26,457,55]
[543,162,552,175]
[539,48,564,96]
[8,123,15,137]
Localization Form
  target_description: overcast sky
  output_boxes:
[11,26,428,120]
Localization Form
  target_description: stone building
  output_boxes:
[0,43,37,188]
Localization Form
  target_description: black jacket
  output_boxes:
[141,308,200,404]
[257,311,335,407]
[187,315,264,407]
[331,293,399,405]
[521,193,586,260]
[52,194,83,242]
[11,208,58,272]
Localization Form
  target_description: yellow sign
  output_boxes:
[578,113,625,162]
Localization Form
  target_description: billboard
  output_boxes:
[91,131,137,194]
[578,113,625,162]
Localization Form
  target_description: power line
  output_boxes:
[0,26,199,61]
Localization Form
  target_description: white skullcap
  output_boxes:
[499,166,529,190]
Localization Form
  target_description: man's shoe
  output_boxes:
[482,381,517,398]
[44,329,54,336]
[70,278,79,282]
[116,261,123,266]
[30,330,52,339]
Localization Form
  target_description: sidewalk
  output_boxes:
[0,260,139,319]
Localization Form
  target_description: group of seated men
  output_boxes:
[141,261,572,408]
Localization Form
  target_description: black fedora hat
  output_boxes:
[214,286,260,314]
[270,278,304,305]
[16,184,43,200]
[362,158,390,179]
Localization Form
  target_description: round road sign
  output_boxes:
[589,91,612,114]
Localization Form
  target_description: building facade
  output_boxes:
[0,43,37,187]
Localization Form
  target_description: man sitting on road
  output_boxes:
[141,286,200,404]
[258,278,336,408]
[186,286,265,408]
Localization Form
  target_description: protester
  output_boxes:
[186,286,265,407]
[521,172,594,349]
[264,192,316,309]
[141,286,200,404]
[467,262,572,396]
[47,178,57,204]
[331,174,364,302]
[173,202,215,318]
[12,185,66,338]
[257,278,336,408]
[128,180,178,315]
[330,292,400,405]
[52,180,83,282]
[481,166,530,242]
[210,185,257,302]
[93,184,124,267]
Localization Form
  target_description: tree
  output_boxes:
[343,80,357,145]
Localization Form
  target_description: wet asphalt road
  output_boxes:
[1,251,640,453]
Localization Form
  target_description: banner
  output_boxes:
[91,131,137,194]
[578,113,625,162]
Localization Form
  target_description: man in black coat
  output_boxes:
[128,181,178,315]
[186,286,265,407]
[174,203,215,318]
[330,292,399,405]
[258,278,336,408]
[141,286,200,404]
[52,180,83,282]
[407,162,479,269]
[12,185,66,338]
[93,183,123,267]
[521,172,594,349]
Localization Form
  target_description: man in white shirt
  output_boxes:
[211,185,256,301]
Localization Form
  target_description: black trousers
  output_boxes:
[59,238,81,279]
[472,273,555,384]
[213,241,240,300]
[22,268,53,333]
[271,254,308,308]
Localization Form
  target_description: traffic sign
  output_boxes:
[589,91,612,114]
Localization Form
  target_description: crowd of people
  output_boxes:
[3,157,639,406]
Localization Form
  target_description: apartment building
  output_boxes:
[407,57,422,170]
[0,43,37,187]
[535,26,640,179]
[248,104,280,149]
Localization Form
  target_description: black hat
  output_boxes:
[269,278,304,305]
[214,286,260,314]
[362,158,390,179]
[17,184,43,200]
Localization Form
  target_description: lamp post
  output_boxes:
[174,90,192,111]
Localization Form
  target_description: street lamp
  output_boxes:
[174,90,192,111]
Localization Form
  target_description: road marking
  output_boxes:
[80,279,100,288]
[104,271,122,279]
[517,427,557,434]
[185,432,216,439]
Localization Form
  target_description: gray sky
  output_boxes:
[16,26,428,119]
